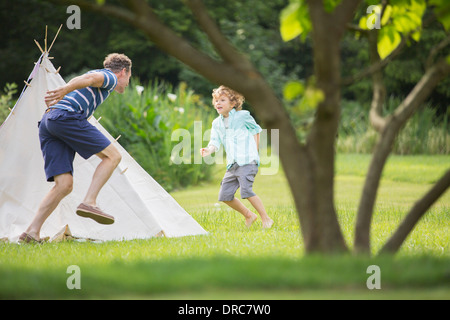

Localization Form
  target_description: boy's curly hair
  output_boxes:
[212,85,245,111]
[103,53,132,73]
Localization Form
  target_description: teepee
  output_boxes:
[0,35,207,242]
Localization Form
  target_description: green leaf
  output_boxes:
[285,78,323,114]
[359,15,369,30]
[283,81,304,100]
[299,86,324,112]
[391,0,425,33]
[323,0,342,13]
[381,5,393,25]
[430,0,450,30]
[280,0,311,42]
[359,4,385,30]
[377,25,402,59]
[411,30,421,42]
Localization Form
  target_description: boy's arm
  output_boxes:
[200,121,221,157]
[243,112,261,151]
[254,133,260,151]
[45,72,105,107]
[243,112,262,136]
[200,145,217,157]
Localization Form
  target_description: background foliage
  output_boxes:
[95,80,216,191]
[0,0,448,190]
[1,0,449,111]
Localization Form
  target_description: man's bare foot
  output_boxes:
[245,211,258,228]
[262,218,274,229]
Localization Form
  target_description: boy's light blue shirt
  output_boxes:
[208,109,262,169]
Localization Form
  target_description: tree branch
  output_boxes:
[333,0,364,36]
[392,58,450,124]
[184,0,253,71]
[343,10,439,85]
[50,0,243,87]
[367,29,387,132]
[380,169,450,254]
[354,57,450,254]
[341,36,407,86]
[426,33,450,69]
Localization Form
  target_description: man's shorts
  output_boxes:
[218,162,258,201]
[38,108,111,182]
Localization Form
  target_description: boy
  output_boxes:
[19,53,132,243]
[200,85,273,228]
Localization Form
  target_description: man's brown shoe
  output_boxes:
[19,232,43,244]
[76,203,115,225]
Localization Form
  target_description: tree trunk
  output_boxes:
[299,0,363,253]
[354,29,387,254]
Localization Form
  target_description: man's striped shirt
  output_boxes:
[52,69,117,118]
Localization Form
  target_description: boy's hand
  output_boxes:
[200,146,215,157]
[200,148,211,157]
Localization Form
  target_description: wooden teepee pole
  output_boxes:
[44,25,48,52]
[47,24,63,54]
[34,39,44,54]
[34,24,62,55]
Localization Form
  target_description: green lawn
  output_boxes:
[0,154,449,299]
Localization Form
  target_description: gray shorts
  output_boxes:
[218,163,258,201]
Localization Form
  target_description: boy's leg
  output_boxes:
[82,143,122,207]
[247,195,274,228]
[25,173,73,240]
[238,164,274,228]
[222,198,258,228]
[219,166,257,227]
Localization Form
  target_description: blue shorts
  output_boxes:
[38,108,111,182]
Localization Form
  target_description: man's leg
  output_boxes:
[82,143,122,207]
[25,173,73,240]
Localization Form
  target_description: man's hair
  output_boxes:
[103,53,132,73]
[212,85,245,111]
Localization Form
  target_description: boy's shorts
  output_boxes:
[38,108,111,182]
[218,162,258,201]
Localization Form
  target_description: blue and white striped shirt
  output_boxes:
[52,69,117,118]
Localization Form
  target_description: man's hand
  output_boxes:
[45,86,69,107]
[44,72,104,107]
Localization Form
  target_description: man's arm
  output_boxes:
[45,72,104,107]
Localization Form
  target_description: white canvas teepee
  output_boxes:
[0,52,208,242]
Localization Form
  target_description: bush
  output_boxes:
[337,97,449,154]
[0,83,18,125]
[96,80,217,191]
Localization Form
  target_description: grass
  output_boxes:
[0,154,449,299]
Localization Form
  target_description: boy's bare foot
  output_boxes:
[262,218,274,229]
[245,211,258,228]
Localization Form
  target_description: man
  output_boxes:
[19,53,132,243]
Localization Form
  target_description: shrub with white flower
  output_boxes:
[167,93,177,102]
[135,85,144,96]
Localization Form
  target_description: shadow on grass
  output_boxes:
[1,254,449,299]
